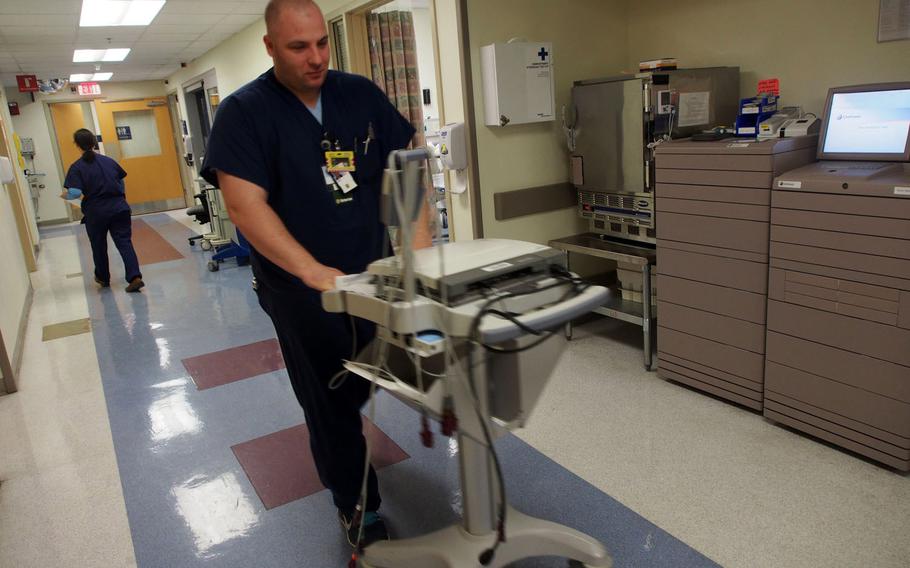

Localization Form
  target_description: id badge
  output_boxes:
[336,172,358,193]
[323,166,356,205]
[325,150,356,173]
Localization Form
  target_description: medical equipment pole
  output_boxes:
[457,348,497,536]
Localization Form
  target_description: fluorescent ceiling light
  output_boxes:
[73,48,131,62]
[70,72,114,82]
[80,0,166,27]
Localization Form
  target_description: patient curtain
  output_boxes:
[367,10,425,147]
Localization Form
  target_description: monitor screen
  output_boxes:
[818,84,910,161]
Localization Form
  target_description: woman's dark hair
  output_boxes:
[74,128,97,163]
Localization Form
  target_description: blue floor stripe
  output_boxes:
[77,216,719,567]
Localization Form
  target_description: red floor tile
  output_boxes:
[232,419,409,510]
[182,338,285,390]
[132,218,184,265]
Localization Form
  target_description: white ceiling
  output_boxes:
[0,0,270,86]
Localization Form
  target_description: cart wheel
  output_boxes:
[201,240,213,251]
[188,238,195,247]
[207,260,219,272]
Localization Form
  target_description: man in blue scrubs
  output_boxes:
[201,0,430,549]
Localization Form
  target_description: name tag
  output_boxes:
[336,172,358,193]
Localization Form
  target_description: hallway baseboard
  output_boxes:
[10,282,34,390]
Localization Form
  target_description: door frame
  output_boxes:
[329,0,467,239]
[167,93,195,207]
[0,116,38,271]
[180,69,218,183]
[0,326,17,394]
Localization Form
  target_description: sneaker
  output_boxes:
[125,277,145,293]
[338,509,390,549]
[94,277,110,288]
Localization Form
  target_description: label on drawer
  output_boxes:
[895,186,910,196]
[777,180,802,189]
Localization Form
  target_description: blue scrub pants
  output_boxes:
[256,281,381,514]
[85,209,142,284]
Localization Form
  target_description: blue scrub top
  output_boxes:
[201,69,415,292]
[64,153,130,218]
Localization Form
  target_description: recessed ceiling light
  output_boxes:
[73,48,131,62]
[80,0,166,27]
[69,72,114,82]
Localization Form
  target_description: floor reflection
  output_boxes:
[172,472,260,559]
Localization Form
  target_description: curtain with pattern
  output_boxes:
[367,10,425,147]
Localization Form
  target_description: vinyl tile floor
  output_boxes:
[0,211,907,568]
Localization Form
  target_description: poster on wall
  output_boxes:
[116,126,132,140]
[8,102,20,116]
[878,0,910,42]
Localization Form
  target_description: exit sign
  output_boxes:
[77,82,102,96]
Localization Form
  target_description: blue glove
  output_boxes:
[64,187,83,200]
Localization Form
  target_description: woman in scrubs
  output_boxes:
[64,128,144,292]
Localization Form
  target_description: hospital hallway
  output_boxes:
[0,210,905,568]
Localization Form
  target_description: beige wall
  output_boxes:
[165,21,272,99]
[433,0,475,242]
[0,87,34,374]
[6,88,69,222]
[0,89,39,243]
[165,0,350,98]
[627,0,909,116]
[467,0,629,243]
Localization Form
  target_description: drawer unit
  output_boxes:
[654,136,817,408]
[764,162,910,470]
[657,211,770,256]
[659,275,767,324]
[657,247,769,294]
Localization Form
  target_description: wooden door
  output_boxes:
[49,102,90,176]
[94,98,184,213]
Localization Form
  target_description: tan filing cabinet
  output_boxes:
[653,136,817,410]
[765,162,910,470]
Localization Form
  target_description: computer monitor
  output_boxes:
[817,82,910,162]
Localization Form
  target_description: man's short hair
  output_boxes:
[265,0,318,35]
